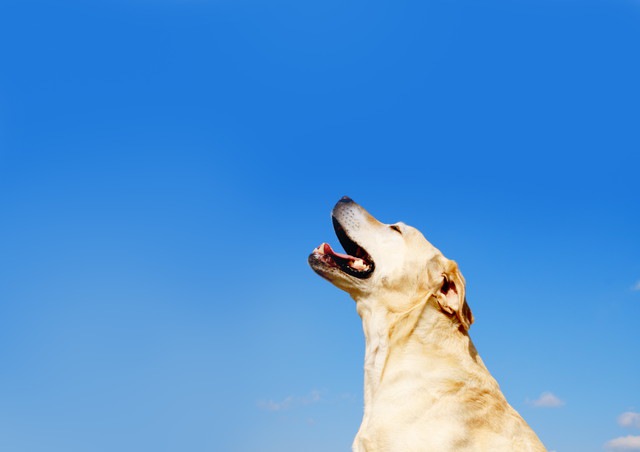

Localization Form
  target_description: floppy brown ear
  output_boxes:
[437,262,474,330]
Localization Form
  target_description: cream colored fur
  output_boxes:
[309,198,546,452]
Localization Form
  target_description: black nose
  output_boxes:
[339,196,353,204]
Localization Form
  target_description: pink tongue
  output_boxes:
[322,243,357,261]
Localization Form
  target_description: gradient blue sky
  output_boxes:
[1,1,639,451]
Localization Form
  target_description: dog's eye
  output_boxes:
[390,224,402,234]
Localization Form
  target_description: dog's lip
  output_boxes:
[309,217,375,279]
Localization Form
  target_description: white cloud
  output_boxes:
[527,391,565,408]
[605,435,640,451]
[619,412,640,429]
[257,389,321,412]
[632,281,640,291]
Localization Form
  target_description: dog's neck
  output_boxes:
[356,296,489,412]
[355,299,391,409]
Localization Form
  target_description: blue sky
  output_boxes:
[1,0,639,451]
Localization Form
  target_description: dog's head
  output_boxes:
[308,197,473,331]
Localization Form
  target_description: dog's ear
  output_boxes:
[437,262,474,330]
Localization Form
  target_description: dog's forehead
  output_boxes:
[404,223,441,254]
[409,228,454,281]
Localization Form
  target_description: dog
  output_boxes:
[308,197,546,451]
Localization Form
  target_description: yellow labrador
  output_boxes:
[308,197,546,452]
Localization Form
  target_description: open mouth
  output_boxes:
[310,217,375,279]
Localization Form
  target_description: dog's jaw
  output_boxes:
[308,197,380,295]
